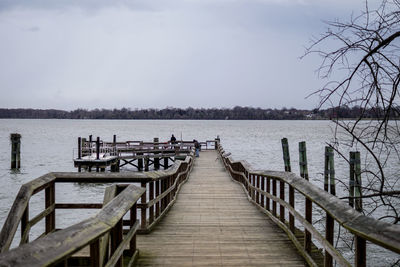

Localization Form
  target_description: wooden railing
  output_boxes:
[218,144,400,267]
[78,138,217,159]
[0,184,144,266]
[0,150,195,265]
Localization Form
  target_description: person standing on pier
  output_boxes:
[170,134,176,144]
[194,139,200,157]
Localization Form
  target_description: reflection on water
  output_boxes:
[0,119,398,265]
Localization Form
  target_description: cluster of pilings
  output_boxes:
[281,137,365,266]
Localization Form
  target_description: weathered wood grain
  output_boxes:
[219,145,400,262]
[0,185,145,267]
[0,173,56,253]
[136,150,306,266]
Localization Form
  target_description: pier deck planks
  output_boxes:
[136,150,306,266]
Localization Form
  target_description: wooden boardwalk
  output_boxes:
[136,150,306,266]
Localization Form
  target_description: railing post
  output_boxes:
[154,138,160,170]
[21,203,29,244]
[256,175,260,205]
[261,176,265,208]
[149,181,154,224]
[129,203,137,255]
[324,146,335,267]
[169,174,174,204]
[110,219,123,267]
[305,198,312,253]
[90,239,100,267]
[355,236,366,267]
[266,177,271,211]
[354,152,362,212]
[352,151,366,267]
[141,182,147,229]
[299,141,311,253]
[279,180,285,223]
[161,178,166,212]
[252,174,256,201]
[349,152,355,208]
[45,182,55,234]
[289,184,295,233]
[156,180,160,218]
[272,179,277,217]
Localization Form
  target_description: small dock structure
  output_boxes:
[0,138,399,266]
[74,135,218,172]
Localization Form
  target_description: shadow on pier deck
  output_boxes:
[137,150,306,266]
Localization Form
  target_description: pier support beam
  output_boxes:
[10,133,21,169]
[154,138,160,170]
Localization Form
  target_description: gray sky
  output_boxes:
[0,0,370,110]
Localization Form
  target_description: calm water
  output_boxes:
[0,119,398,265]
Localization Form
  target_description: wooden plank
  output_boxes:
[55,203,103,209]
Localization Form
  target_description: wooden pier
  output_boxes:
[136,150,306,266]
[74,137,217,172]
[0,140,399,267]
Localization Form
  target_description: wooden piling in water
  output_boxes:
[324,147,335,194]
[10,133,21,169]
[281,138,291,172]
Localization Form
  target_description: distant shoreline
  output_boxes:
[0,107,391,120]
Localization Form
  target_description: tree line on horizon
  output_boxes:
[0,106,397,120]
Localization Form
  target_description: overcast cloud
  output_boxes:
[0,0,371,110]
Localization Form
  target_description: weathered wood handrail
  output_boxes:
[0,149,195,255]
[218,144,400,267]
[82,139,217,152]
[0,184,145,267]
